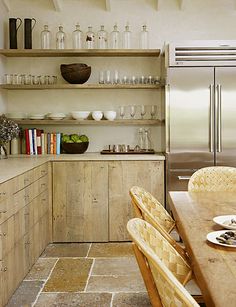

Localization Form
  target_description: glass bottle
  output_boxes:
[56,26,66,49]
[110,24,120,49]
[140,24,149,49]
[72,23,83,49]
[138,128,144,151]
[85,26,95,49]
[144,128,152,151]
[41,24,51,49]
[123,23,131,49]
[97,25,108,49]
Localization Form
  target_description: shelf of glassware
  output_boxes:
[13,119,163,126]
[0,49,160,57]
[0,84,161,90]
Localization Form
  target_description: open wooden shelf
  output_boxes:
[0,84,161,90]
[14,119,163,126]
[0,49,160,57]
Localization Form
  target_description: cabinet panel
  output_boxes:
[53,162,108,242]
[108,161,164,241]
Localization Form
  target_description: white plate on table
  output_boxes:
[213,215,236,230]
[207,230,236,247]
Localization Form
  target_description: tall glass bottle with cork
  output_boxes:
[122,23,131,49]
[72,23,83,49]
[140,24,149,49]
[41,24,51,49]
[56,26,66,49]
[110,24,120,49]
[97,25,108,49]
[85,26,95,49]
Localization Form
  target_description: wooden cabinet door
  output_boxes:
[108,161,164,241]
[53,162,108,242]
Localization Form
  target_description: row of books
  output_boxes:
[10,129,61,155]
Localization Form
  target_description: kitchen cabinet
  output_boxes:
[108,161,164,241]
[0,163,51,306]
[52,160,164,242]
[53,162,109,242]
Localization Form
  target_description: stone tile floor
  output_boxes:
[6,243,151,307]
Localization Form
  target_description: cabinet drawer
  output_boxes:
[0,215,15,259]
[0,181,10,204]
[34,163,48,180]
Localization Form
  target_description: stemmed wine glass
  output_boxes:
[129,105,136,119]
[119,106,125,119]
[140,105,146,119]
[150,105,157,119]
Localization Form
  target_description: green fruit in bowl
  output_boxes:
[62,134,71,143]
[70,134,80,142]
[75,139,83,143]
[79,135,89,142]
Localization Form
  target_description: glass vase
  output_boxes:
[0,143,8,159]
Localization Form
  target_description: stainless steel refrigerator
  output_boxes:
[164,41,236,194]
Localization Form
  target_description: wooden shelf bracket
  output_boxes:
[52,0,62,11]
[2,0,10,12]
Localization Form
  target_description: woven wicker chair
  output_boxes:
[127,218,199,307]
[188,166,236,192]
[130,186,187,260]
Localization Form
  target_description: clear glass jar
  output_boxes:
[140,24,149,49]
[97,25,108,49]
[110,24,120,49]
[86,26,95,49]
[123,23,131,49]
[143,128,152,151]
[138,128,144,150]
[41,24,51,49]
[72,23,83,49]
[56,26,66,49]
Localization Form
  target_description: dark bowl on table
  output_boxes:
[60,65,91,84]
[61,142,89,154]
[60,63,88,74]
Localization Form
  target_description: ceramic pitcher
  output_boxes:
[24,18,36,49]
[9,18,22,49]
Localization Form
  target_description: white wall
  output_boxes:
[3,0,236,151]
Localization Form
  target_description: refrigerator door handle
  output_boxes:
[209,84,214,152]
[216,84,222,152]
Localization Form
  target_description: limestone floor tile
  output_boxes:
[6,281,44,307]
[88,243,133,258]
[92,257,141,276]
[41,243,90,258]
[86,275,146,292]
[24,258,58,281]
[34,292,112,307]
[43,258,93,292]
[112,292,151,307]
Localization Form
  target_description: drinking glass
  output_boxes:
[113,70,120,84]
[105,70,111,84]
[140,105,146,119]
[129,105,136,119]
[150,105,157,119]
[119,106,125,119]
[99,71,104,84]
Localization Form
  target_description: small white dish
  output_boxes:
[104,111,117,121]
[71,111,90,120]
[48,113,66,120]
[92,111,103,121]
[213,215,236,230]
[207,230,236,247]
[29,113,46,120]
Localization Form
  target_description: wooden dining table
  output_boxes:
[168,191,236,307]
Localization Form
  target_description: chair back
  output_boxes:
[188,166,236,192]
[127,218,199,307]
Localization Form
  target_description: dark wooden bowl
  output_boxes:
[60,63,88,74]
[60,66,91,84]
[61,142,89,154]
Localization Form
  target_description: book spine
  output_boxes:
[33,129,37,155]
[47,133,51,154]
[28,129,34,155]
[25,129,30,155]
[50,133,54,154]
[37,129,42,155]
[41,132,45,155]
[53,133,57,154]
[56,133,61,155]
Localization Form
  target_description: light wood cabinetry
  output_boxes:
[0,163,52,306]
[53,162,108,242]
[52,160,164,242]
[108,161,164,241]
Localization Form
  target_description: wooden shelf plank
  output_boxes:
[13,119,163,126]
[0,49,160,57]
[0,84,161,90]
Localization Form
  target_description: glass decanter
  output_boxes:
[123,23,131,49]
[56,26,66,49]
[144,128,152,151]
[41,24,51,49]
[86,26,95,49]
[110,24,120,49]
[72,23,83,49]
[140,24,149,49]
[97,25,108,49]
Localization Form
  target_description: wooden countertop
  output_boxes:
[169,191,236,307]
[0,152,165,184]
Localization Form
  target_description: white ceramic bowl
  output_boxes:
[92,111,103,121]
[48,112,66,120]
[71,111,90,120]
[104,111,117,121]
